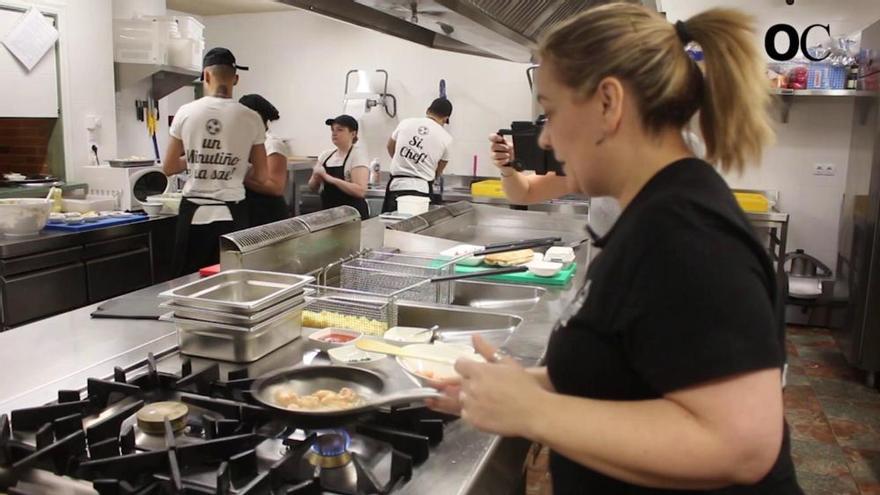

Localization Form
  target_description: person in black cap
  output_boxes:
[382,97,453,213]
[239,94,290,227]
[162,47,267,275]
[307,114,370,219]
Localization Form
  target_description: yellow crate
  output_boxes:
[471,179,506,198]
[734,192,769,213]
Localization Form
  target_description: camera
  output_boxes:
[497,118,564,176]
[785,0,794,5]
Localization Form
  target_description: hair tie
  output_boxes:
[675,20,693,45]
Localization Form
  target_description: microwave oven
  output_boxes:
[78,165,170,211]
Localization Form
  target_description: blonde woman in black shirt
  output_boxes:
[429,4,802,494]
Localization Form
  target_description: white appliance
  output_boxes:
[78,165,170,211]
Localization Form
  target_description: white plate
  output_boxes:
[328,344,386,368]
[397,343,485,386]
[441,244,485,266]
[384,326,433,344]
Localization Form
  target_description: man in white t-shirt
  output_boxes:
[162,47,267,275]
[382,98,453,213]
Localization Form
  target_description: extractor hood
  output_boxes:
[280,0,657,63]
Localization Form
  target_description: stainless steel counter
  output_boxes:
[0,214,591,495]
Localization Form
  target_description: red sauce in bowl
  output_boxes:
[320,333,357,344]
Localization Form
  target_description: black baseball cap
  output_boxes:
[239,94,279,124]
[427,97,453,118]
[325,114,358,132]
[203,47,249,72]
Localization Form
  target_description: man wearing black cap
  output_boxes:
[162,47,268,275]
[382,97,453,213]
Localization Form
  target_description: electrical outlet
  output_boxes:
[813,163,836,176]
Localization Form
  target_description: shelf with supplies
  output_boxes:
[772,88,879,123]
[114,63,199,100]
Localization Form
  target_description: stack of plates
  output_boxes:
[159,270,314,362]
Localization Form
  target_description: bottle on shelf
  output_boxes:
[847,63,860,90]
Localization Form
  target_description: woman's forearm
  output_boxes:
[308,174,321,193]
[501,172,572,204]
[499,170,533,204]
[527,392,775,490]
[527,367,554,391]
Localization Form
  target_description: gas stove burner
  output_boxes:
[306,429,352,469]
[135,401,188,435]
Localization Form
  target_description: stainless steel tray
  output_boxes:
[159,270,314,314]
[160,293,305,325]
[175,301,306,363]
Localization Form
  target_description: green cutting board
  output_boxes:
[454,262,577,286]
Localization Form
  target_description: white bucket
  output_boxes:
[396,195,430,215]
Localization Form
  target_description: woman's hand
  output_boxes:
[451,336,548,438]
[488,134,515,170]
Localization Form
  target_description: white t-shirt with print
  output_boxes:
[170,96,265,224]
[317,143,369,182]
[389,117,452,193]
[265,131,290,158]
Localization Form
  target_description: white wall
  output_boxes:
[663,0,880,268]
[203,10,532,176]
[1,0,118,180]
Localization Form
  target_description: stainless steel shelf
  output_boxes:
[773,88,878,97]
[114,63,200,100]
[772,88,878,123]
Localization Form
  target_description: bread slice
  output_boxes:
[484,249,534,266]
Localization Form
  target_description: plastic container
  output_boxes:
[734,192,770,213]
[113,18,172,65]
[168,38,204,71]
[471,179,506,198]
[62,196,118,213]
[396,196,430,215]
[172,15,205,41]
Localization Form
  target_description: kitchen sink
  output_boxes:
[396,302,522,346]
[450,281,545,312]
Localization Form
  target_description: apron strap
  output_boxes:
[171,196,249,276]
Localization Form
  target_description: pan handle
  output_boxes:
[484,236,561,251]
[371,387,442,408]
[430,266,528,283]
[475,239,559,258]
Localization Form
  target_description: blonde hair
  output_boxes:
[539,3,773,174]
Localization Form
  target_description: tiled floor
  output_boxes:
[525,325,880,494]
[785,325,880,495]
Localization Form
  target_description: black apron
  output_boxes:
[381,175,435,214]
[320,148,370,220]
[245,188,288,227]
[172,196,249,276]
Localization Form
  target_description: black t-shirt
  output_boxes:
[545,159,802,494]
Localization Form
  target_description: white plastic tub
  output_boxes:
[62,196,117,213]
[396,196,430,215]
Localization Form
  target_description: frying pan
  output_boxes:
[251,365,440,428]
